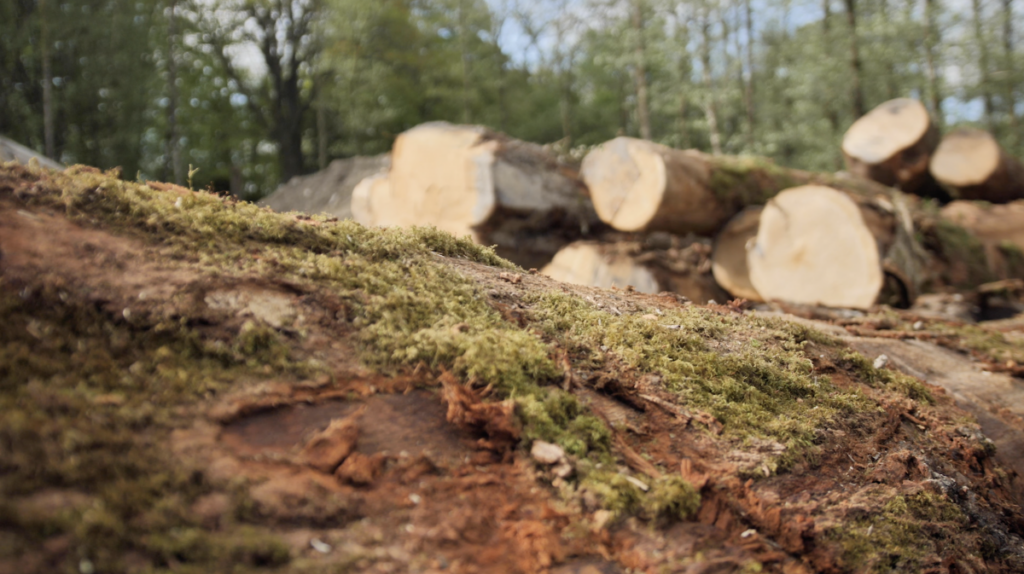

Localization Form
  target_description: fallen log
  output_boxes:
[259,154,390,219]
[929,128,1024,203]
[580,137,907,237]
[710,206,763,302]
[354,122,598,269]
[940,200,1024,279]
[841,98,939,194]
[747,185,927,309]
[541,237,728,304]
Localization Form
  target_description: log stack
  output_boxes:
[349,120,1023,311]
[541,235,729,304]
[351,122,598,269]
[841,98,939,195]
[930,129,1024,203]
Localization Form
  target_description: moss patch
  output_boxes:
[525,292,874,469]
[831,491,968,572]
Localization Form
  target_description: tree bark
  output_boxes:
[353,122,598,269]
[841,98,939,194]
[541,238,728,304]
[941,200,1024,279]
[929,128,1024,203]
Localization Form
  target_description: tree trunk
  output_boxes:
[711,206,763,302]
[929,128,1024,203]
[353,122,598,269]
[972,0,995,130]
[40,0,55,160]
[165,0,183,185]
[580,136,902,237]
[1003,0,1019,148]
[541,238,728,304]
[923,0,943,125]
[632,0,652,141]
[841,98,939,193]
[743,0,756,147]
[748,185,927,309]
[700,12,723,155]
[844,0,866,118]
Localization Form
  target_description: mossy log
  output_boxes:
[580,136,905,237]
[352,122,599,269]
[930,128,1024,203]
[4,162,1024,574]
[841,98,939,194]
[748,185,928,309]
[541,237,728,304]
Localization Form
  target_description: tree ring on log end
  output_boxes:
[581,137,667,232]
[711,206,763,302]
[930,128,1002,187]
[842,98,932,165]
[749,185,883,310]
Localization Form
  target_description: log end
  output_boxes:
[842,98,933,166]
[711,206,764,302]
[581,137,667,232]
[930,128,1002,188]
[749,185,883,310]
[541,242,661,294]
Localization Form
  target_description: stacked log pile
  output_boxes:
[351,121,598,270]
[348,100,1024,310]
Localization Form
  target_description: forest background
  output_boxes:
[2,0,1020,198]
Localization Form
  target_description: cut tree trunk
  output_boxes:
[355,122,598,269]
[711,206,763,302]
[748,185,928,309]
[841,98,939,194]
[580,136,899,237]
[541,237,728,304]
[929,128,1024,203]
[941,200,1024,279]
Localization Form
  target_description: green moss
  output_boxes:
[580,471,646,518]
[998,241,1024,278]
[928,219,994,289]
[644,475,701,521]
[708,155,799,209]
[0,285,306,571]
[934,323,1024,365]
[526,292,873,468]
[516,392,612,458]
[831,491,966,572]
[838,350,934,404]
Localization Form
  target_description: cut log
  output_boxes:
[929,129,1024,203]
[940,200,1024,279]
[350,172,394,228]
[711,206,763,302]
[541,237,728,304]
[748,185,927,309]
[356,122,598,269]
[841,98,939,194]
[580,137,908,237]
[259,154,390,219]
